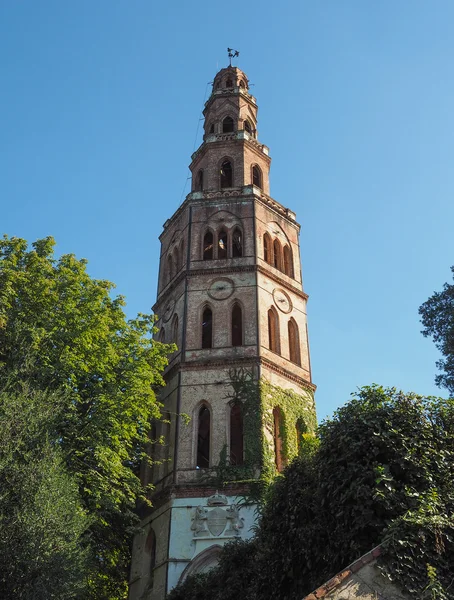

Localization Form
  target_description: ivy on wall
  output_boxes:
[210,367,316,502]
[167,386,454,600]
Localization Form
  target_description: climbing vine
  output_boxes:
[210,367,316,503]
[167,385,454,600]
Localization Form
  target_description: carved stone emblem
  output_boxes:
[207,507,228,536]
[226,504,244,535]
[191,506,208,537]
[191,498,244,538]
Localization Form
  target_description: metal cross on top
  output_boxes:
[227,48,239,66]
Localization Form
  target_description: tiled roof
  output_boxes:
[303,545,382,600]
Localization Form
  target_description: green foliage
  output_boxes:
[0,236,171,598]
[168,385,454,600]
[419,266,454,394]
[210,368,316,505]
[166,540,259,600]
[0,387,90,599]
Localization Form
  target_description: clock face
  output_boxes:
[273,288,292,314]
[162,298,175,322]
[208,278,235,301]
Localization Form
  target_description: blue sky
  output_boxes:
[1,1,453,421]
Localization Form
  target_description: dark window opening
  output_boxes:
[167,254,173,282]
[222,116,234,133]
[273,407,284,472]
[209,123,215,134]
[296,418,306,456]
[239,80,245,89]
[252,165,262,188]
[202,307,213,349]
[174,248,179,273]
[264,233,272,265]
[218,229,228,259]
[268,307,279,353]
[232,228,242,258]
[159,327,165,343]
[231,303,243,346]
[197,405,210,468]
[273,240,282,271]
[288,318,301,366]
[196,170,204,192]
[230,404,244,465]
[172,315,179,345]
[225,78,233,88]
[180,239,185,270]
[220,160,233,188]
[283,245,293,277]
[244,120,252,134]
[203,231,214,260]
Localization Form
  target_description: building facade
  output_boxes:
[129,64,317,600]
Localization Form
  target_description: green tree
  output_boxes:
[0,387,90,599]
[168,386,454,600]
[419,266,454,395]
[0,235,170,598]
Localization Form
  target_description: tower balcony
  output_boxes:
[191,131,269,162]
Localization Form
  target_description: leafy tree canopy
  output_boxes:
[0,387,90,599]
[168,386,454,600]
[0,235,170,598]
[420,265,454,395]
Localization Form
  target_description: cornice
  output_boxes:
[155,263,308,308]
[260,356,316,392]
[159,188,299,240]
[162,356,316,393]
[190,134,271,168]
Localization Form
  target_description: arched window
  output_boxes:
[159,327,165,343]
[239,80,245,89]
[232,228,242,258]
[220,160,233,188]
[244,119,252,134]
[172,315,179,345]
[146,528,156,588]
[180,238,185,270]
[264,233,272,265]
[230,404,244,465]
[167,253,173,281]
[283,245,293,277]
[209,123,215,134]
[197,405,210,468]
[252,165,262,188]
[218,229,228,259]
[288,318,301,366]
[273,407,284,472]
[203,231,214,260]
[268,307,280,353]
[231,303,243,346]
[273,239,282,271]
[296,418,306,456]
[202,307,213,349]
[225,78,233,88]
[174,247,179,273]
[163,412,172,475]
[196,169,204,192]
[222,116,234,133]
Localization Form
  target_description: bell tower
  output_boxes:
[129,63,317,600]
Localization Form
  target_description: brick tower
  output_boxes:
[129,64,317,600]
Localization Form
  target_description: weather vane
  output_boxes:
[227,48,239,66]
